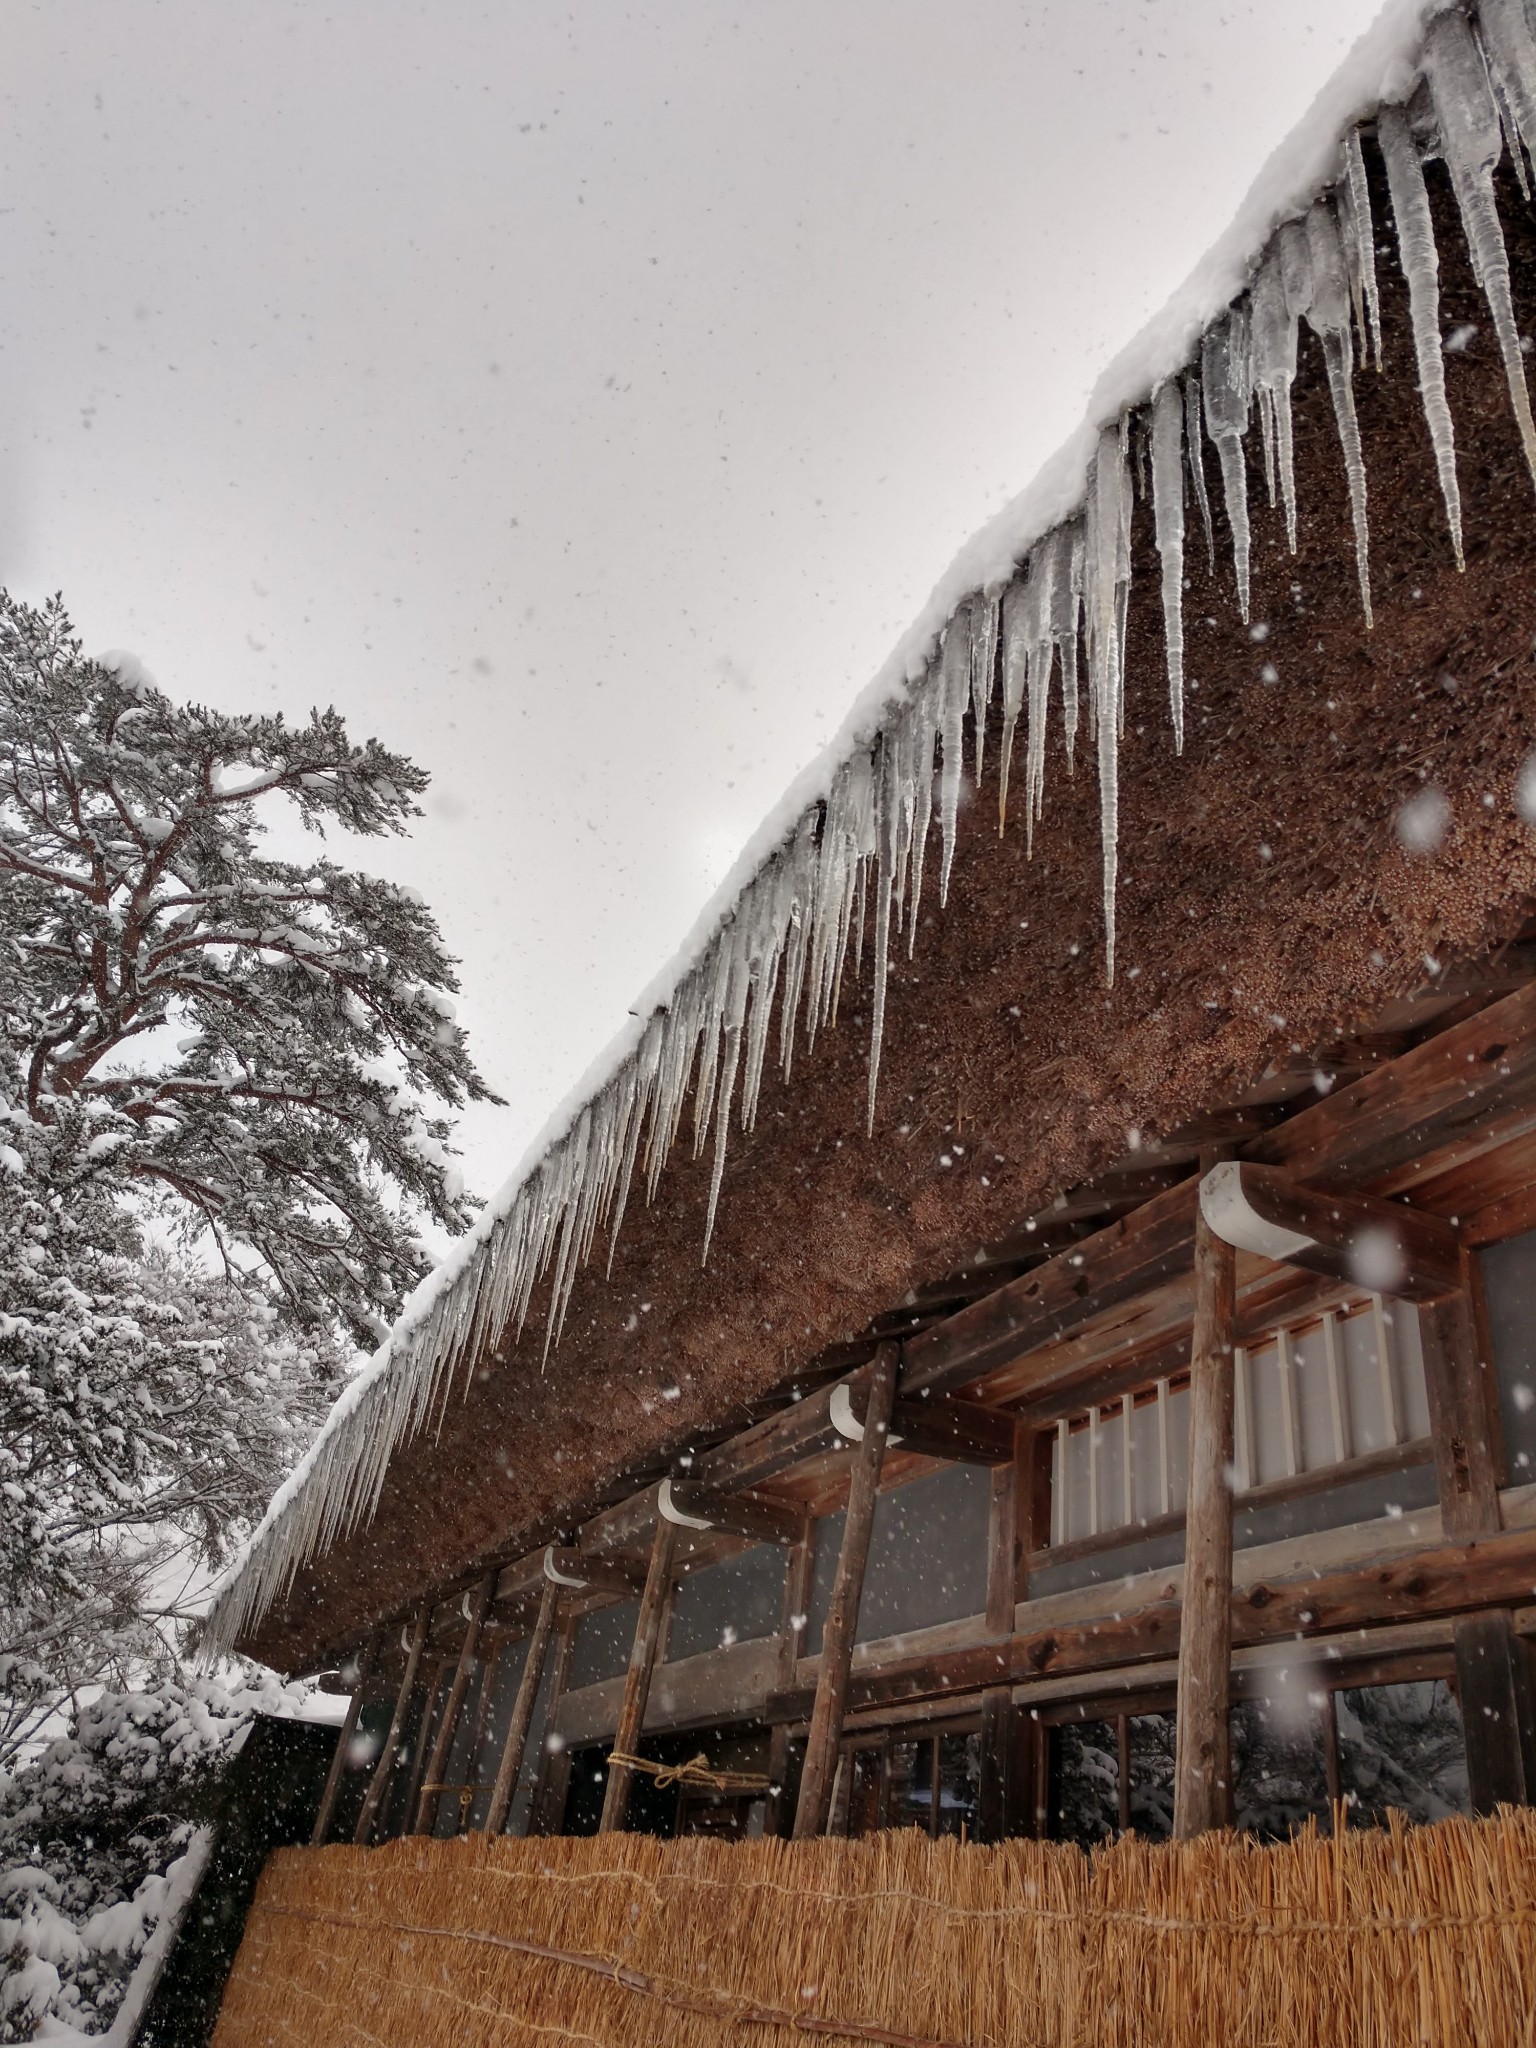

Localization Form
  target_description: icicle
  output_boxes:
[1059,522,1085,767]
[1150,379,1186,751]
[969,593,999,788]
[1426,9,1536,491]
[1379,103,1465,566]
[1341,128,1383,370]
[1183,371,1216,574]
[903,677,939,957]
[1085,424,1129,982]
[1249,237,1306,554]
[1202,309,1253,622]
[936,610,971,904]
[866,732,900,1133]
[1478,0,1536,190]
[998,575,1028,833]
[1305,197,1373,628]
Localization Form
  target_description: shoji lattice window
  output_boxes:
[1049,1296,1430,1548]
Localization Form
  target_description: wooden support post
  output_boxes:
[310,1630,379,1846]
[353,1604,431,1846]
[399,1659,448,1830]
[792,1347,899,1840]
[979,1421,1039,1843]
[413,1573,494,1836]
[766,1515,815,1838]
[483,1582,560,1836]
[528,1615,580,1835]
[599,1512,679,1833]
[1418,1257,1503,1542]
[1173,1163,1238,1839]
[1453,1609,1536,1811]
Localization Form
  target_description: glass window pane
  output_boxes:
[1127,1712,1176,1840]
[846,1747,884,1839]
[858,1463,991,1641]
[935,1732,982,1840]
[1231,1689,1329,1840]
[463,1636,531,1830]
[667,1543,786,1662]
[1051,1719,1119,1847]
[1475,1233,1536,1483]
[1336,1679,1470,1827]
[568,1598,639,1689]
[887,1739,932,1833]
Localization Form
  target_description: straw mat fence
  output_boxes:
[212,1814,1536,2048]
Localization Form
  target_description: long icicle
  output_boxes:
[1202,309,1253,622]
[1378,101,1465,567]
[1426,8,1536,491]
[1342,128,1383,370]
[1150,379,1186,750]
[1306,196,1373,627]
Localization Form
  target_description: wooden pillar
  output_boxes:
[483,1580,560,1836]
[399,1658,448,1830]
[353,1603,431,1846]
[1173,1172,1238,1839]
[766,1514,815,1838]
[1454,1609,1536,1811]
[413,1573,495,1836]
[1419,1261,1503,1542]
[792,1347,899,1840]
[1420,1254,1532,1808]
[978,1421,1039,1842]
[527,1615,579,1835]
[310,1630,379,1846]
[599,1514,679,1833]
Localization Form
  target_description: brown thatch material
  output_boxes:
[214,1817,1536,2048]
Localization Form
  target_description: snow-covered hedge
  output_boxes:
[0,1672,324,2041]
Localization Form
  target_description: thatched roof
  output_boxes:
[216,0,1536,1672]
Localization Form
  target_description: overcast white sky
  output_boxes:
[4,0,1382,1202]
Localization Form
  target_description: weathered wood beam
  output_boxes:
[1173,1164,1238,1839]
[311,1630,379,1846]
[687,1379,850,1496]
[483,1581,560,1836]
[542,1546,646,1598]
[792,1346,899,1839]
[766,1522,816,1838]
[1200,1160,1462,1303]
[902,1180,1201,1399]
[768,1522,1536,1724]
[1255,977,1536,1191]
[599,1514,679,1832]
[354,1604,430,1846]
[527,1616,579,1835]
[664,1478,806,1546]
[1452,1610,1536,1811]
[1419,1258,1505,1543]
[413,1573,494,1836]
[977,1423,1040,1842]
[889,1390,1017,1464]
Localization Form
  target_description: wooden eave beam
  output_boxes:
[900,1178,1202,1399]
[1200,1160,1464,1303]
[664,1479,806,1546]
[845,1381,1016,1464]
[542,1546,647,1598]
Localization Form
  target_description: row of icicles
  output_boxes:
[204,0,1536,1658]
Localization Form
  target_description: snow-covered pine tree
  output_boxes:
[0,590,496,1340]
[0,587,497,1746]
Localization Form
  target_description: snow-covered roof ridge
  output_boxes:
[207,0,1535,1659]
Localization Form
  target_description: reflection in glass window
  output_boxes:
[1127,1713,1176,1840]
[1336,1680,1469,1826]
[935,1732,981,1840]
[1052,1719,1120,1847]
[1231,1689,1329,1840]
[887,1739,931,1833]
